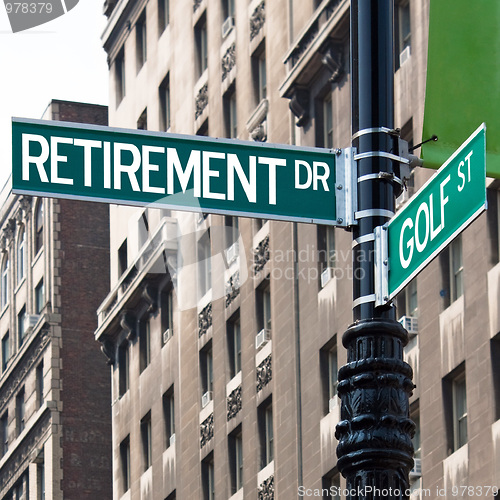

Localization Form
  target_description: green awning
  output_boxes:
[422,0,500,177]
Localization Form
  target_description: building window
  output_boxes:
[198,231,212,298]
[411,406,421,459]
[323,94,334,148]
[450,235,463,303]
[159,74,171,131]
[38,462,45,500]
[120,436,131,493]
[201,453,215,500]
[322,471,341,500]
[118,239,128,277]
[136,10,147,71]
[229,426,243,494]
[320,338,338,415]
[395,0,411,70]
[137,108,148,130]
[224,86,238,139]
[258,398,273,468]
[36,361,44,408]
[227,316,241,379]
[118,341,130,396]
[139,316,151,372]
[1,255,8,309]
[398,278,418,318]
[257,282,271,333]
[16,387,25,435]
[18,306,26,347]
[225,216,239,250]
[222,0,235,20]
[163,387,175,448]
[2,332,9,372]
[318,225,336,276]
[0,412,8,457]
[195,15,208,78]
[452,371,467,451]
[141,411,152,471]
[35,279,44,315]
[115,48,126,104]
[161,288,174,345]
[200,342,213,401]
[158,0,169,35]
[35,200,44,254]
[252,45,267,104]
[17,228,25,283]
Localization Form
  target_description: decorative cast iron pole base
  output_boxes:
[335,319,415,499]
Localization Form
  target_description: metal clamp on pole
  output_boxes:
[374,224,389,307]
[335,147,357,227]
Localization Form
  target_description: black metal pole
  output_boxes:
[335,1,415,499]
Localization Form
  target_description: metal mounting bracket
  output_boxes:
[374,224,389,307]
[335,147,357,227]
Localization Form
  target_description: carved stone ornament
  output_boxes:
[120,311,136,341]
[288,86,310,127]
[195,84,208,120]
[200,413,214,448]
[250,122,267,142]
[256,354,272,392]
[226,386,242,421]
[142,283,157,313]
[222,43,236,81]
[0,329,50,415]
[2,219,16,243]
[258,475,274,500]
[253,234,270,274]
[320,41,344,83]
[225,271,240,307]
[198,302,213,337]
[250,1,265,41]
[100,337,116,365]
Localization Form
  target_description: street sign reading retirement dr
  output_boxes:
[12,118,350,225]
[386,123,486,299]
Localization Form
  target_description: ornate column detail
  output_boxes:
[195,84,208,119]
[221,43,236,81]
[320,40,345,83]
[288,86,310,127]
[225,271,240,307]
[198,302,212,337]
[200,413,214,448]
[250,1,265,41]
[335,321,415,493]
[258,475,274,499]
[256,354,272,392]
[2,219,16,243]
[226,386,242,421]
[250,122,267,142]
[253,235,270,274]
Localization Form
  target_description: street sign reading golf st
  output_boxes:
[12,118,356,226]
[385,123,486,299]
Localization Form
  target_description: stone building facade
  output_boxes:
[96,0,500,499]
[0,100,112,500]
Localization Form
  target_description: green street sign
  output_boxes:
[12,118,356,226]
[380,124,486,301]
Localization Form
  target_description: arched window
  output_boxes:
[35,201,44,255]
[17,228,25,283]
[1,256,9,309]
